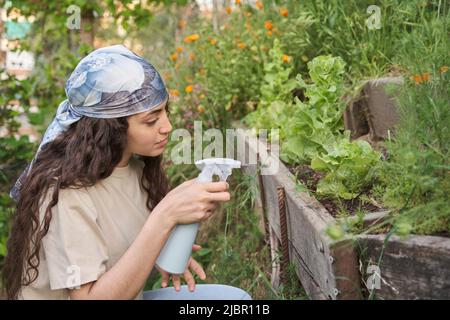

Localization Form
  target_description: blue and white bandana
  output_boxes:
[10,44,169,202]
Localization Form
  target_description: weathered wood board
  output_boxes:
[356,234,450,299]
[233,126,362,299]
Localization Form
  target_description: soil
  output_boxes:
[287,164,383,218]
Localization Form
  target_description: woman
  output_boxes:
[3,45,252,300]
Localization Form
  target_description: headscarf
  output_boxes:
[10,44,169,202]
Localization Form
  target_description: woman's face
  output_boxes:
[126,97,172,157]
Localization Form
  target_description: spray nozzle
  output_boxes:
[195,158,241,183]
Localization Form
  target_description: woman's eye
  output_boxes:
[146,119,158,126]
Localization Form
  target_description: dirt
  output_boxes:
[288,164,383,218]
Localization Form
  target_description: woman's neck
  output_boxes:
[117,152,132,167]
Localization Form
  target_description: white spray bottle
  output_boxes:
[155,158,241,274]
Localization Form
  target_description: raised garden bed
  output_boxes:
[232,77,450,299]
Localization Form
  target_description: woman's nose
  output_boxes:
[160,116,172,134]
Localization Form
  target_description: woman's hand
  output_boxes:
[156,244,206,292]
[154,178,230,228]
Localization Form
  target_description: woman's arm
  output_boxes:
[69,208,173,300]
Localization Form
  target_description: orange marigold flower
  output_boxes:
[421,72,430,82]
[226,6,232,14]
[264,20,273,31]
[197,105,205,113]
[185,85,194,93]
[282,54,291,63]
[169,89,180,97]
[184,34,200,43]
[266,31,273,37]
[280,7,289,17]
[237,42,247,49]
[189,53,196,61]
[235,0,241,5]
[170,53,178,62]
[411,74,423,84]
[176,46,183,53]
[256,0,263,10]
[439,66,449,74]
[210,39,218,45]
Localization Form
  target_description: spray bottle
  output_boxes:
[155,158,241,274]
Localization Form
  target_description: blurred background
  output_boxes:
[0,0,448,299]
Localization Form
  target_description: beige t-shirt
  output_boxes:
[19,157,157,299]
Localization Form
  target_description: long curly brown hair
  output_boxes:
[2,116,169,299]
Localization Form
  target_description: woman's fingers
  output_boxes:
[172,274,181,291]
[183,269,196,292]
[161,271,170,288]
[189,258,206,281]
[192,244,202,251]
[207,191,231,202]
[202,181,229,193]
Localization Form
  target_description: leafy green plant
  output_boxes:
[311,137,381,200]
[281,55,347,163]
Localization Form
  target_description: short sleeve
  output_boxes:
[40,187,109,290]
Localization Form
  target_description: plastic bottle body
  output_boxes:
[155,158,240,275]
[155,222,200,274]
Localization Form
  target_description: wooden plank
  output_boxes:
[233,127,362,299]
[356,234,450,299]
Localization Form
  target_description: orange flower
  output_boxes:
[176,46,183,53]
[197,105,205,113]
[411,74,423,84]
[421,72,430,82]
[256,0,263,10]
[170,53,178,62]
[235,0,241,5]
[185,85,194,93]
[264,20,273,31]
[226,6,232,14]
[439,66,449,74]
[210,39,217,45]
[266,31,273,37]
[282,54,291,63]
[184,34,200,43]
[178,20,187,29]
[280,7,289,17]
[189,53,196,61]
[169,89,180,97]
[237,42,247,49]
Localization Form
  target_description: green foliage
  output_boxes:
[311,138,381,200]
[378,72,450,234]
[281,55,347,163]
[243,39,297,133]
[296,0,446,80]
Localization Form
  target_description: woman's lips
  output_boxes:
[156,137,168,146]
